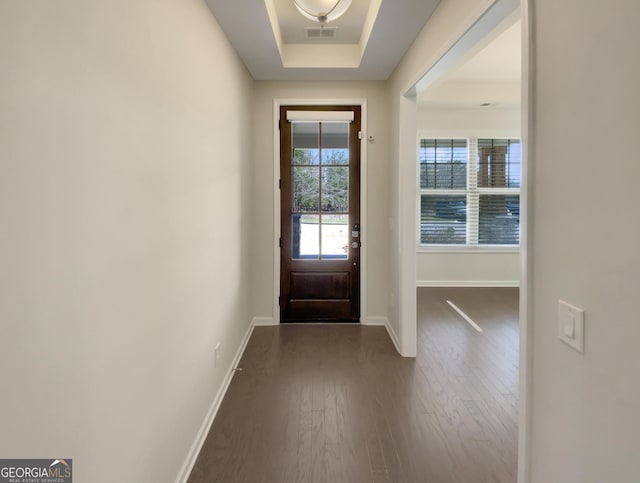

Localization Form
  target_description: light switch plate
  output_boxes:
[558,300,585,353]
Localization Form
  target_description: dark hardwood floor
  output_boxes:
[188,287,519,483]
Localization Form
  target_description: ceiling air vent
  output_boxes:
[305,27,338,39]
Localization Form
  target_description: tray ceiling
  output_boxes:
[204,0,442,80]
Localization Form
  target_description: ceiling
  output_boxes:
[204,0,441,80]
[417,20,522,109]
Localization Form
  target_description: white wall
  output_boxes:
[529,1,640,482]
[418,107,520,134]
[251,81,390,324]
[0,1,253,482]
[416,107,520,286]
[416,250,520,286]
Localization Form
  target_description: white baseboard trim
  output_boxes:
[252,316,276,326]
[417,280,520,288]
[383,318,402,355]
[362,316,401,355]
[174,320,256,483]
[363,316,387,326]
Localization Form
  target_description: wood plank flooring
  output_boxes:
[188,287,519,483]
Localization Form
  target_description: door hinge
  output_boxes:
[278,296,281,306]
[358,131,364,140]
[279,179,282,189]
[279,237,282,247]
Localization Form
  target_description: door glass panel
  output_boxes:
[293,166,320,212]
[294,148,319,165]
[293,214,319,259]
[321,167,348,213]
[321,123,349,165]
[293,123,319,165]
[290,120,351,261]
[321,214,349,259]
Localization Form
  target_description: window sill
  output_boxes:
[417,245,520,254]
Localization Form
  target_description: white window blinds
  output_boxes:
[418,137,521,246]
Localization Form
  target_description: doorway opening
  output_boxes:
[405,1,528,480]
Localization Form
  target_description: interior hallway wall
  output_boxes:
[529,1,640,481]
[0,1,254,482]
[251,81,390,324]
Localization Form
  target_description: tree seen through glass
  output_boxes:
[293,148,348,213]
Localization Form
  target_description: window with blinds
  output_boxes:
[420,139,467,189]
[419,137,521,246]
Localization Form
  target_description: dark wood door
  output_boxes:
[280,105,361,323]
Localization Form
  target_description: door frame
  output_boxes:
[273,98,368,325]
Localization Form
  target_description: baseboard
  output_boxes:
[379,318,401,355]
[174,320,256,483]
[252,317,275,326]
[417,280,520,288]
[363,316,401,354]
[385,320,401,354]
[363,316,387,326]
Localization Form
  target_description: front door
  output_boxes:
[280,105,361,323]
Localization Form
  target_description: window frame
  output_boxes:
[417,133,521,250]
